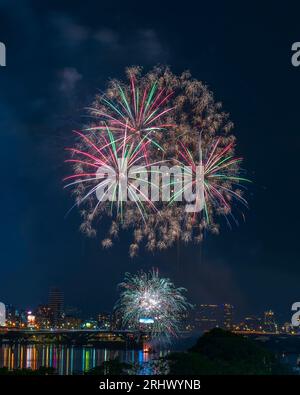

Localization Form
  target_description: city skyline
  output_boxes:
[0,2,300,322]
[1,0,300,381]
[2,289,297,333]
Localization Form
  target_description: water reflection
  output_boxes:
[0,344,167,375]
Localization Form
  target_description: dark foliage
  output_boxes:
[167,328,293,375]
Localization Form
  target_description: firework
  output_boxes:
[64,127,168,252]
[86,67,175,145]
[114,269,192,341]
[170,136,250,229]
[65,66,250,256]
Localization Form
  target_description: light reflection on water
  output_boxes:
[0,344,167,375]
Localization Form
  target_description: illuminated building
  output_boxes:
[59,306,82,329]
[177,311,191,331]
[234,316,263,332]
[61,316,82,329]
[5,304,16,325]
[81,320,99,329]
[4,305,26,328]
[282,322,293,334]
[194,304,235,332]
[263,310,278,333]
[110,310,122,330]
[98,312,111,329]
[48,287,64,327]
[27,311,36,328]
[35,305,52,329]
[194,304,222,331]
[223,304,234,329]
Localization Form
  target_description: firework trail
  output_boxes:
[114,269,192,342]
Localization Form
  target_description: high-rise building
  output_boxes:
[194,304,235,332]
[98,312,111,330]
[263,310,278,333]
[35,305,52,329]
[48,287,64,327]
[223,304,234,329]
[110,310,122,330]
[195,304,223,332]
[5,304,18,327]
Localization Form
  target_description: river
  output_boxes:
[0,344,168,374]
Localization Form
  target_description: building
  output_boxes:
[282,322,294,334]
[194,304,223,332]
[48,287,64,327]
[223,304,234,329]
[234,315,262,332]
[110,310,122,330]
[4,304,26,328]
[62,316,82,330]
[81,319,99,329]
[194,304,235,332]
[98,312,111,330]
[27,311,36,328]
[263,310,278,333]
[35,305,52,329]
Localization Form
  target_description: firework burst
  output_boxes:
[87,69,175,145]
[114,269,192,342]
[65,66,250,256]
[171,136,250,229]
[64,125,166,246]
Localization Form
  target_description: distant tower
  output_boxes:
[48,288,64,327]
[223,304,234,329]
[264,310,278,333]
[0,302,5,326]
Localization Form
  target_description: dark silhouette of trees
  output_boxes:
[167,328,293,375]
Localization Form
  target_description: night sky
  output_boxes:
[1,0,300,321]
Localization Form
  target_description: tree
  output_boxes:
[167,328,292,375]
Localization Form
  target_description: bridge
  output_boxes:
[0,328,147,348]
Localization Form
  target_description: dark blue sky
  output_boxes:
[0,0,299,321]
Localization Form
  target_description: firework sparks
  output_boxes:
[171,136,250,227]
[64,125,163,224]
[114,269,192,342]
[65,66,251,256]
[86,71,175,145]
